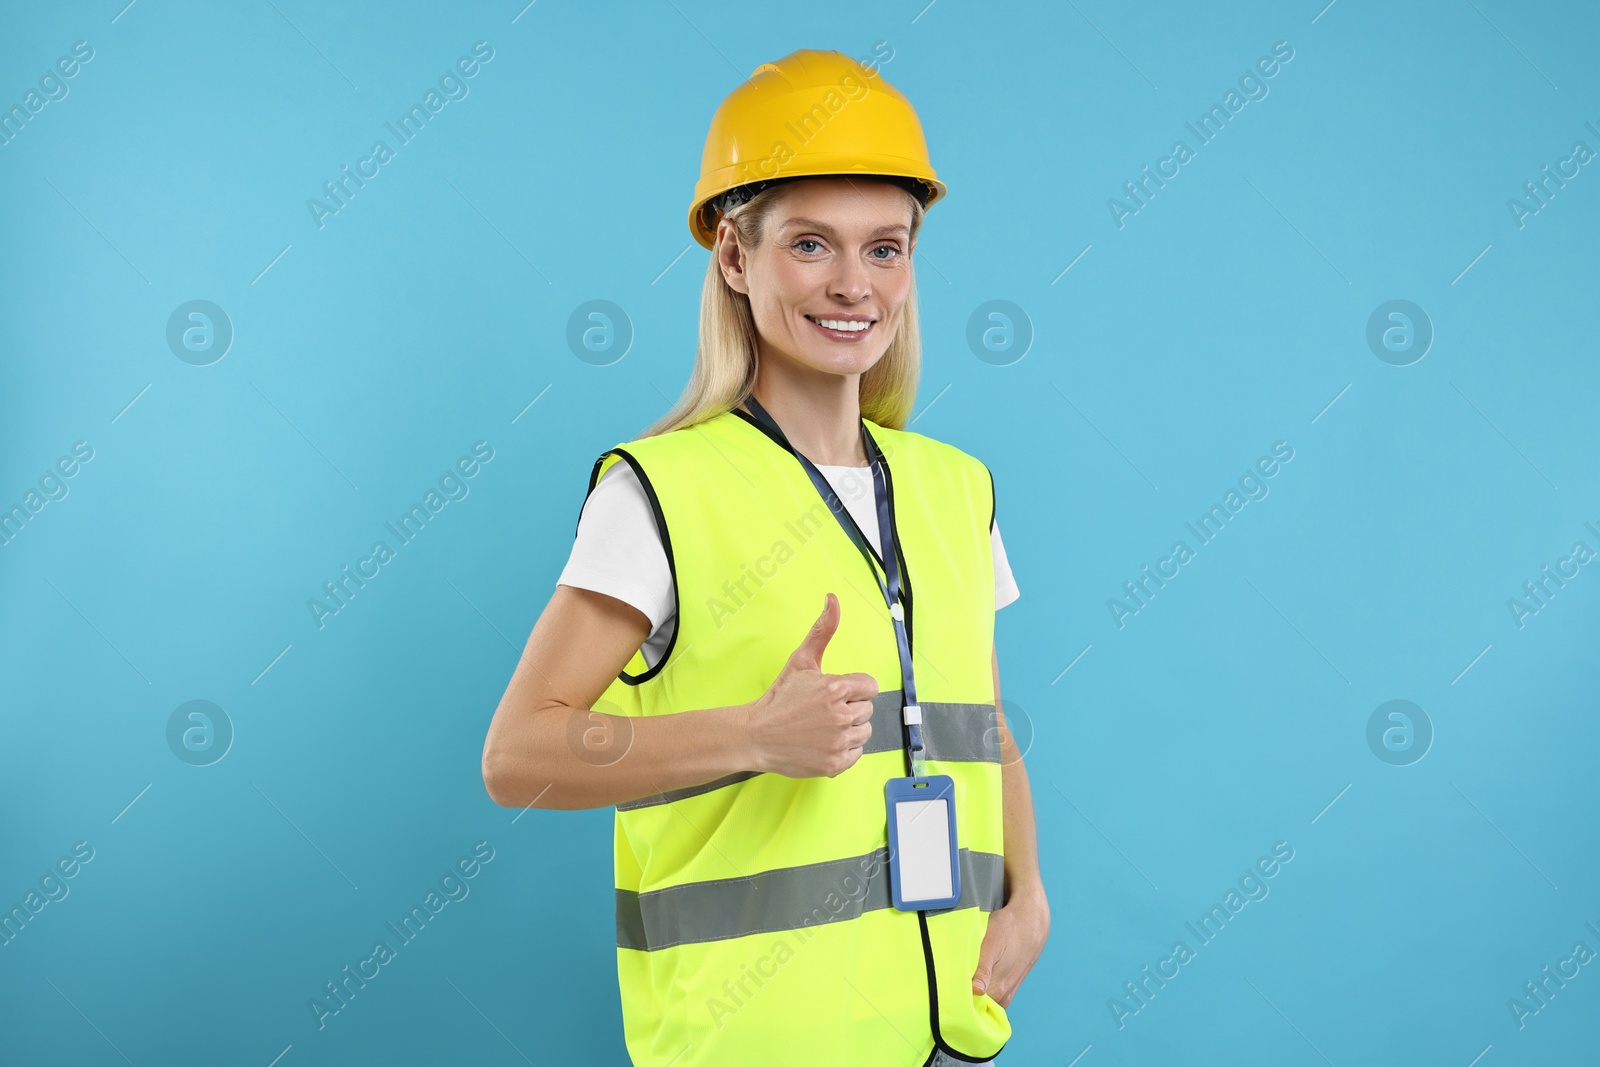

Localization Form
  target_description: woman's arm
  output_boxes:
[994,643,1046,905]
[481,586,878,811]
[972,642,1052,1007]
[481,585,759,810]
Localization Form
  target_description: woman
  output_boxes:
[482,49,1049,1067]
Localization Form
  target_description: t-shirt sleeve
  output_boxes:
[557,459,676,633]
[993,516,1019,610]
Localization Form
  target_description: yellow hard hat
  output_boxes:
[688,49,946,250]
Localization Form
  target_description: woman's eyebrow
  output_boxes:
[779,217,910,239]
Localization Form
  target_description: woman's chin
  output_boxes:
[817,355,885,379]
[796,342,889,378]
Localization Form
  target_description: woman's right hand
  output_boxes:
[742,592,880,778]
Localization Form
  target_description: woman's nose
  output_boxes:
[828,258,872,303]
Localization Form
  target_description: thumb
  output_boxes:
[786,593,839,672]
[973,920,1002,995]
[972,953,994,996]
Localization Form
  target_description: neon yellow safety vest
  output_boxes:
[585,407,1009,1067]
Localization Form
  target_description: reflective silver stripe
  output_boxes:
[616,847,1005,952]
[912,696,1002,765]
[617,771,760,811]
[615,691,998,812]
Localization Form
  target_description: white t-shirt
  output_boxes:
[558,459,1020,670]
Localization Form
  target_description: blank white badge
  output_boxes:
[894,797,954,902]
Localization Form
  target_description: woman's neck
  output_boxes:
[746,358,869,467]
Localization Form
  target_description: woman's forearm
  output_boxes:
[993,646,1047,905]
[999,741,1046,903]
[483,699,757,811]
[484,586,768,811]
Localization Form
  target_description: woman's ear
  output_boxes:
[717,222,751,296]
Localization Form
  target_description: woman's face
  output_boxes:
[717,177,917,381]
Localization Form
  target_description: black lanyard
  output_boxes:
[739,395,925,774]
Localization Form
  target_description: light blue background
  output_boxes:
[2,1,1597,1064]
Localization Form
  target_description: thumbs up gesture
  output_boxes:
[742,593,880,779]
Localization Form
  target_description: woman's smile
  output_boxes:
[804,314,877,343]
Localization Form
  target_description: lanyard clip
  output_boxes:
[903,703,924,763]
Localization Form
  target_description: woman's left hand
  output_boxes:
[971,886,1050,1009]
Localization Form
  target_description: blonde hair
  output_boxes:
[641,180,927,438]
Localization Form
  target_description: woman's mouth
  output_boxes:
[805,315,876,343]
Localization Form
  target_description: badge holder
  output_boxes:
[885,773,961,911]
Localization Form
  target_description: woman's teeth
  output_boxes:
[809,317,872,332]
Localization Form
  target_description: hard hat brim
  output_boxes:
[689,161,946,250]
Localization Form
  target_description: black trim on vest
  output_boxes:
[887,449,1006,1064]
[918,911,1009,1062]
[580,451,610,538]
[982,460,996,535]
[583,447,680,686]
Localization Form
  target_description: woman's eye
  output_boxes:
[871,245,900,260]
[795,239,822,254]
